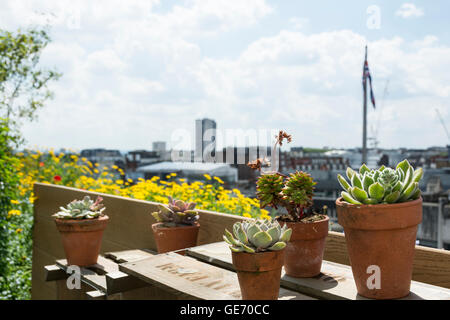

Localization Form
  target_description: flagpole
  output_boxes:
[362,45,368,165]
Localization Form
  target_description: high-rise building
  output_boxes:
[152,141,166,153]
[195,118,216,162]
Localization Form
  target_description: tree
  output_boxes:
[0,27,61,132]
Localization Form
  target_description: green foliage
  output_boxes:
[53,196,106,219]
[151,196,199,227]
[256,171,316,220]
[224,219,292,253]
[337,159,423,205]
[0,118,32,299]
[0,27,61,130]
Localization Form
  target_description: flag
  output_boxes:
[362,47,376,109]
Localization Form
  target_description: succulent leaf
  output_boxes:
[384,191,401,204]
[252,231,272,248]
[351,187,369,202]
[341,191,362,205]
[337,174,351,192]
[268,242,286,251]
[368,182,385,201]
[359,164,370,176]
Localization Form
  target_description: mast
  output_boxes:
[362,46,368,165]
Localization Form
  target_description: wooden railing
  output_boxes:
[32,183,450,299]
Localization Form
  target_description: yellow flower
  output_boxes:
[8,209,21,218]
[10,199,20,204]
[213,176,224,184]
[204,174,212,180]
[112,165,119,170]
[243,213,252,218]
[15,228,23,233]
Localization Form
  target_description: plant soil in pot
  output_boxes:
[151,197,200,254]
[280,214,329,278]
[224,219,292,300]
[336,160,424,299]
[53,196,108,267]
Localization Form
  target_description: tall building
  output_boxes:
[195,118,216,162]
[152,141,166,154]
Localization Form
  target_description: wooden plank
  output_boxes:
[56,258,108,293]
[106,271,149,295]
[186,241,450,300]
[119,252,314,300]
[86,290,106,300]
[44,265,67,282]
[104,249,156,263]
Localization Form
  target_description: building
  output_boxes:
[80,148,124,167]
[136,161,238,183]
[152,141,166,154]
[195,118,216,162]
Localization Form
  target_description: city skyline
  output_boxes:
[1,1,449,150]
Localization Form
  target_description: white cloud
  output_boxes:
[396,3,424,19]
[1,1,448,150]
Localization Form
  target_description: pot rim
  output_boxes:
[231,249,285,272]
[54,215,109,224]
[279,215,329,225]
[152,222,200,230]
[335,197,422,209]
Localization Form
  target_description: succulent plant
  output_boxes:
[337,159,423,205]
[151,196,199,227]
[256,171,317,220]
[282,171,316,210]
[256,173,284,209]
[224,219,292,253]
[53,196,105,219]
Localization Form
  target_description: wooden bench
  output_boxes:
[46,243,450,300]
[184,242,450,300]
[44,249,154,300]
[119,251,314,300]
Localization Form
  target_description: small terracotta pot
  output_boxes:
[231,249,285,300]
[281,216,329,278]
[336,197,422,299]
[151,222,200,254]
[54,215,109,267]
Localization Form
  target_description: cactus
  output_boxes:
[53,196,105,219]
[337,159,423,205]
[224,219,292,253]
[151,196,199,227]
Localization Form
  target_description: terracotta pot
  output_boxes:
[281,216,329,278]
[54,215,109,267]
[151,222,200,254]
[336,197,422,299]
[232,249,285,300]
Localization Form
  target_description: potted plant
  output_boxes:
[53,196,109,266]
[335,160,423,299]
[224,219,292,300]
[151,197,199,254]
[248,131,329,277]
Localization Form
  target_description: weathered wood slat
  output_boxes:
[119,252,315,300]
[55,258,110,293]
[106,271,149,295]
[186,241,450,300]
[104,249,156,264]
[86,290,106,300]
[44,265,67,282]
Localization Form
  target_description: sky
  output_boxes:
[1,0,449,151]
